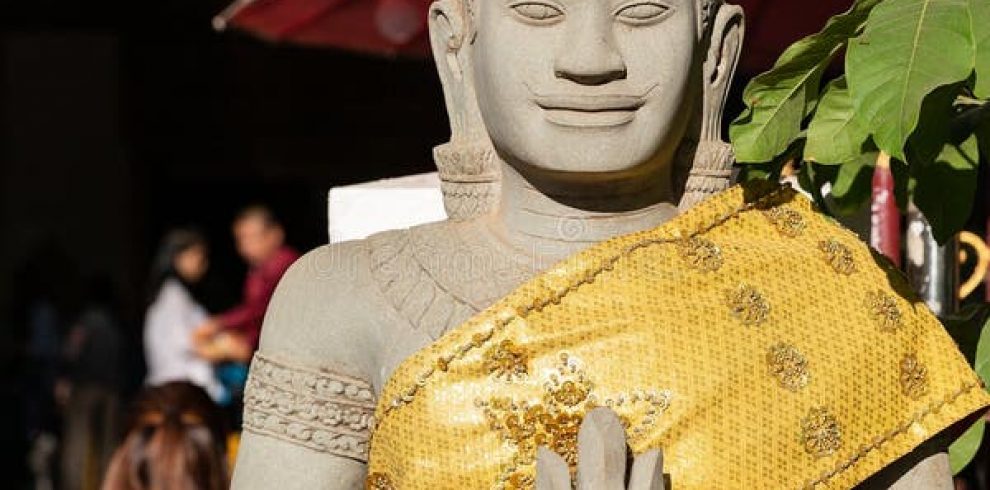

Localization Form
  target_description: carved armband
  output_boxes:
[243,352,377,462]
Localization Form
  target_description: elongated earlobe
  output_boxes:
[428,0,473,135]
[701,4,744,143]
[428,0,499,220]
[678,4,744,211]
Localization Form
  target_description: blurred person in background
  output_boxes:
[57,275,123,490]
[13,242,79,490]
[144,229,224,403]
[101,381,229,490]
[192,206,298,363]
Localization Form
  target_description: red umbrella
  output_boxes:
[214,0,434,57]
[215,0,853,72]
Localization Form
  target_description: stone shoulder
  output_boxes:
[365,223,481,341]
[257,239,394,383]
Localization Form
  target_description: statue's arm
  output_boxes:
[231,243,381,490]
[232,435,367,490]
[884,452,953,490]
[856,436,954,490]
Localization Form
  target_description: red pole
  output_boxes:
[871,154,901,267]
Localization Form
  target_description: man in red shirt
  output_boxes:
[193,205,300,363]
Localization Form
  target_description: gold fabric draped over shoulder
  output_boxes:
[366,182,990,489]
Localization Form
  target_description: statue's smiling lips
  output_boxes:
[533,94,646,113]
[529,86,657,129]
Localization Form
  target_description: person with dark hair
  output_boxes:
[101,381,229,490]
[192,205,299,362]
[57,273,125,490]
[144,229,222,401]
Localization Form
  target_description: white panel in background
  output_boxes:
[327,172,447,243]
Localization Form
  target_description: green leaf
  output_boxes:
[904,84,961,168]
[948,307,990,475]
[736,163,773,182]
[912,135,980,244]
[828,163,857,198]
[847,0,976,161]
[829,152,876,215]
[890,158,914,212]
[949,419,985,474]
[806,77,872,164]
[730,0,882,163]
[975,311,990,386]
[970,0,990,97]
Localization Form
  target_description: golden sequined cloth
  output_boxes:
[367,183,989,489]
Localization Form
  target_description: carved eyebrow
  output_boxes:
[609,0,689,8]
[503,0,566,7]
[612,0,677,22]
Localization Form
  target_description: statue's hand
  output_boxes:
[536,408,665,490]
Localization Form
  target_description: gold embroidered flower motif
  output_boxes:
[471,327,494,347]
[678,236,723,272]
[553,380,588,407]
[480,359,594,471]
[801,407,842,458]
[479,355,671,489]
[726,284,770,326]
[763,207,806,237]
[819,239,857,275]
[435,356,451,372]
[505,472,535,489]
[366,472,395,490]
[483,340,529,381]
[766,343,810,392]
[866,290,903,332]
[899,354,928,400]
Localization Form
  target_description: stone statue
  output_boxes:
[231,1,983,488]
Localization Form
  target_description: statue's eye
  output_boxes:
[615,2,671,24]
[509,2,565,23]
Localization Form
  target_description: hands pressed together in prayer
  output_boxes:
[536,408,666,490]
[191,319,252,364]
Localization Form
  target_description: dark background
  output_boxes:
[0,0,448,483]
[0,0,448,319]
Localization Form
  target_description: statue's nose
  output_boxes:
[554,18,627,86]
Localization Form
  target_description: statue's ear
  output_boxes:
[429,0,480,139]
[428,0,497,219]
[429,0,469,82]
[700,4,744,141]
[708,5,744,87]
[678,4,744,211]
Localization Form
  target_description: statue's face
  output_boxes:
[471,0,700,175]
